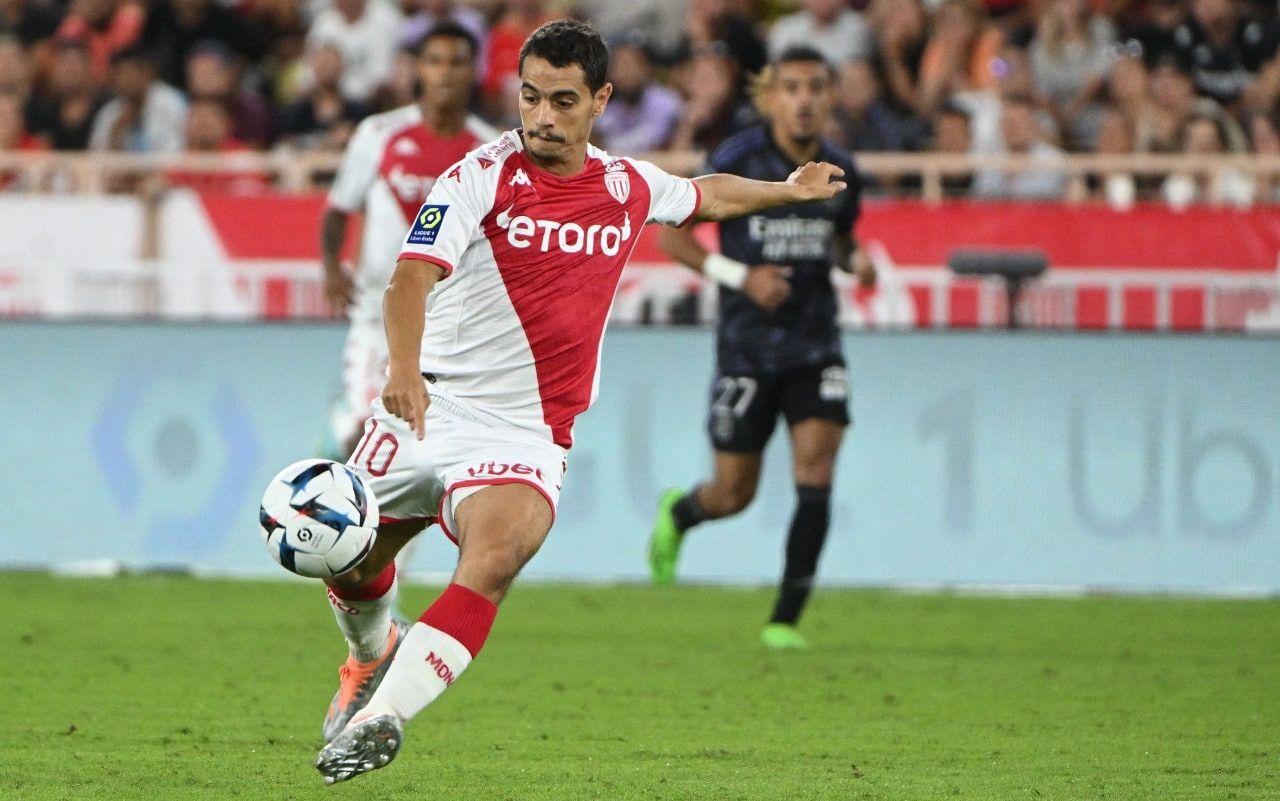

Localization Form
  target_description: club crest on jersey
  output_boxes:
[603,162,630,203]
[407,204,448,245]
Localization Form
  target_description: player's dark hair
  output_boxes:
[415,20,479,60]
[773,45,834,78]
[518,19,609,93]
[747,45,834,114]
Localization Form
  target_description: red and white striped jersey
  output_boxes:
[327,105,497,313]
[398,130,702,448]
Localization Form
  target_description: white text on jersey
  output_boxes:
[497,209,633,256]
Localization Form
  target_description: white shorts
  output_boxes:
[347,389,567,541]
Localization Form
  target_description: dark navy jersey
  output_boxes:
[707,125,860,374]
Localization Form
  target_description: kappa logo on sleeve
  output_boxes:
[407,204,448,245]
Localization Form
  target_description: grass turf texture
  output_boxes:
[3,574,1276,800]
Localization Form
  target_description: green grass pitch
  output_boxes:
[3,573,1276,800]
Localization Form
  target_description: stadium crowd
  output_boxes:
[2,0,1280,204]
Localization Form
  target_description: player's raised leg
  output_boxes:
[649,451,762,586]
[322,519,422,740]
[316,483,553,784]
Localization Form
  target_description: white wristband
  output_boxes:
[702,252,749,290]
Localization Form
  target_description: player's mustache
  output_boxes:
[527,128,567,143]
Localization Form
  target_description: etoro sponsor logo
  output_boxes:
[496,207,632,256]
[388,163,437,204]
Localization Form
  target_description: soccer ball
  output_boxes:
[258,459,379,578]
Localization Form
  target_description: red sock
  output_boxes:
[330,562,396,602]
[419,583,498,657]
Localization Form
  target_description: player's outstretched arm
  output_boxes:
[691,161,846,221]
[381,258,445,440]
[658,217,793,310]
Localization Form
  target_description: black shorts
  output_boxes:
[706,359,851,453]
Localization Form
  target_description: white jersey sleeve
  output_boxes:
[397,156,494,278]
[627,158,701,227]
[327,117,382,213]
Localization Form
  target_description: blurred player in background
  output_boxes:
[308,20,850,784]
[318,22,496,613]
[320,21,497,463]
[649,46,875,650]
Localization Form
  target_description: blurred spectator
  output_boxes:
[399,0,488,78]
[185,39,274,148]
[55,0,147,82]
[1087,104,1138,208]
[377,41,421,111]
[0,0,59,49]
[26,38,111,149]
[1162,111,1254,207]
[825,57,909,152]
[0,91,46,190]
[276,39,368,150]
[917,0,1004,116]
[980,0,1035,47]
[1165,0,1280,112]
[1029,0,1117,150]
[479,0,561,126]
[930,100,975,197]
[868,0,930,120]
[0,32,30,96]
[668,45,759,153]
[1114,0,1185,65]
[768,0,872,67]
[1147,58,1247,152]
[245,0,308,105]
[574,0,687,65]
[594,35,683,155]
[165,96,272,192]
[667,0,767,79]
[1105,49,1164,152]
[973,93,1069,199]
[993,43,1060,143]
[1245,107,1280,201]
[140,0,259,92]
[89,45,187,152]
[958,41,1051,158]
[306,0,405,105]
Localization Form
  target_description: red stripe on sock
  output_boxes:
[330,563,396,602]
[419,583,498,657]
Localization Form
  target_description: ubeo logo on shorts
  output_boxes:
[466,461,548,482]
[407,204,448,245]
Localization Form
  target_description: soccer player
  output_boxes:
[647,46,876,651]
[320,22,498,461]
[308,20,849,784]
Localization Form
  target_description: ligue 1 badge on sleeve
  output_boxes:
[408,204,449,245]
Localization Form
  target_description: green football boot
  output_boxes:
[648,488,687,587]
[760,623,810,650]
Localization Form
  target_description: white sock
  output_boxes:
[326,578,397,662]
[361,622,474,723]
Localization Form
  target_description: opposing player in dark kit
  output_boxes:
[649,46,875,650]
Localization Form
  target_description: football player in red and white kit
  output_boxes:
[320,22,498,460]
[311,20,848,784]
